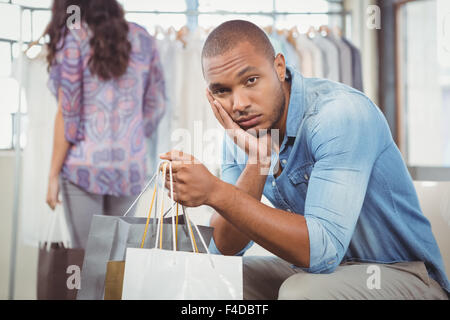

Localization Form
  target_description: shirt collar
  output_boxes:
[284,66,305,139]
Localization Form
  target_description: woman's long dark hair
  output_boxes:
[46,0,131,81]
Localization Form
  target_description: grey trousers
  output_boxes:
[59,176,137,250]
[243,256,449,300]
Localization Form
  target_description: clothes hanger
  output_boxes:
[286,26,298,46]
[198,26,210,40]
[176,26,189,48]
[319,25,330,37]
[306,26,317,39]
[263,25,273,35]
[154,25,165,39]
[167,26,176,41]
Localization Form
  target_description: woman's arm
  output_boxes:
[46,88,71,210]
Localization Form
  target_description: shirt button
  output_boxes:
[286,209,291,212]
[281,159,287,165]
[272,181,276,187]
[304,174,309,181]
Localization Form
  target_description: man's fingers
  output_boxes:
[164,178,177,191]
[205,88,215,104]
[165,170,178,182]
[206,89,232,128]
[159,151,194,173]
[210,98,225,127]
[213,100,239,130]
[163,180,179,202]
[206,89,225,127]
[158,162,169,175]
[170,192,179,203]
[161,160,187,174]
[159,150,186,161]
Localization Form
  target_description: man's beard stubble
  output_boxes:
[255,81,286,138]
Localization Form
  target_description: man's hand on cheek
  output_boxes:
[206,89,274,169]
[159,150,220,207]
[206,89,240,131]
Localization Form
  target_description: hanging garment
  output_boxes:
[148,36,184,173]
[295,33,324,78]
[268,32,301,72]
[175,29,222,177]
[342,37,364,92]
[11,47,64,247]
[268,32,286,57]
[293,38,314,78]
[293,34,316,78]
[281,37,302,73]
[312,35,340,82]
[285,42,302,73]
[326,33,353,86]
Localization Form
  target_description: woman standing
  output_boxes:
[45,0,166,249]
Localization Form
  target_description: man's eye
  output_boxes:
[214,88,228,95]
[247,77,258,85]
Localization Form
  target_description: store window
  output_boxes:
[398,0,450,167]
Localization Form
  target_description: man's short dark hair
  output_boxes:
[201,20,275,64]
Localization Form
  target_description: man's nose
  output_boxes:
[232,89,251,114]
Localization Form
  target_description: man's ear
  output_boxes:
[273,53,286,81]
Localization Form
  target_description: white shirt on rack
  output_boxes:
[12,47,67,247]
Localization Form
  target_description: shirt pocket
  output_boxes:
[287,162,314,196]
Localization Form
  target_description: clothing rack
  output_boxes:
[5,1,350,300]
[17,7,350,15]
[1,8,351,61]
[10,4,352,34]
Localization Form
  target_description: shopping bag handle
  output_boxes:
[145,160,216,268]
[139,174,158,248]
[154,161,178,251]
[155,160,213,259]
[151,160,199,253]
[44,204,71,251]
[130,159,211,261]
[123,170,159,217]
[182,205,215,268]
[139,160,180,249]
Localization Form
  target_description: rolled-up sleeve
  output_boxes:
[142,40,166,138]
[300,95,383,273]
[208,236,254,256]
[48,30,84,144]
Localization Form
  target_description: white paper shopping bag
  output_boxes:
[121,160,243,300]
[122,248,242,300]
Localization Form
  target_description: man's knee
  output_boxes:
[278,273,333,300]
[243,256,298,300]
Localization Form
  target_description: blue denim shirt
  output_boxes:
[209,66,450,293]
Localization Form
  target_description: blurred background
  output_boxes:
[0,0,449,299]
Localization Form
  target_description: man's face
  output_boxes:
[203,41,287,133]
